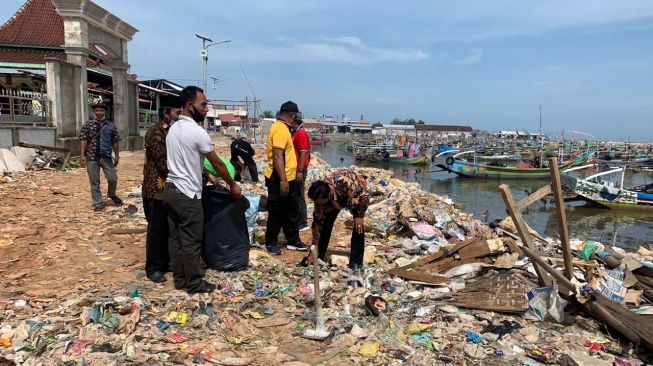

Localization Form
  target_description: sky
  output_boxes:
[2,0,653,140]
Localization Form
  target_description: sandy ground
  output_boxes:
[0,144,343,299]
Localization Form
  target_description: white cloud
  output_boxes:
[214,36,428,64]
[455,49,482,65]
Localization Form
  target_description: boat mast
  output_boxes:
[539,104,544,167]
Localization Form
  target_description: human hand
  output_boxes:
[296,171,304,184]
[113,155,120,167]
[230,183,242,199]
[80,155,87,166]
[353,217,364,234]
[280,181,289,196]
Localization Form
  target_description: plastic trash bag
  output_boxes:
[244,194,261,244]
[202,186,250,271]
[526,285,568,322]
[410,223,437,240]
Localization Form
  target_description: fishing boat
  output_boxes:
[436,151,578,179]
[366,154,431,165]
[561,167,653,209]
[353,144,431,165]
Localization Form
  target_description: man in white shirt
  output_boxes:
[164,86,241,294]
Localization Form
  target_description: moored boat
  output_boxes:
[436,151,577,179]
[561,167,653,209]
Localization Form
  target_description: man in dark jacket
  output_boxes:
[230,136,258,182]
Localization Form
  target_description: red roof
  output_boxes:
[0,48,65,63]
[0,0,65,47]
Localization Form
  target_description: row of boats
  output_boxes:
[350,142,653,210]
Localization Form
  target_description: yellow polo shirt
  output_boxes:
[265,120,297,181]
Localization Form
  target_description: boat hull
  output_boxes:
[438,160,573,179]
[561,175,653,210]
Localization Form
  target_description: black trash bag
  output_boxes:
[202,186,250,271]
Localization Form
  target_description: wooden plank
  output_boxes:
[516,184,552,210]
[499,184,552,287]
[387,267,448,285]
[503,237,523,256]
[18,142,71,153]
[548,157,574,280]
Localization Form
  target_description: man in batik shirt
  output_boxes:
[79,103,122,211]
[142,105,180,283]
[304,169,369,270]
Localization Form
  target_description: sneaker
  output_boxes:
[109,196,123,205]
[93,205,104,212]
[287,241,309,251]
[187,281,216,294]
[266,243,281,255]
[298,224,310,232]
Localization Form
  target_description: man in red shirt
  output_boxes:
[292,115,311,231]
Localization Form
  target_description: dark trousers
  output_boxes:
[265,177,300,246]
[143,198,170,276]
[317,209,365,268]
[297,179,308,227]
[233,159,259,183]
[163,187,204,291]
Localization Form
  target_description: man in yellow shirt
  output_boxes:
[264,101,308,254]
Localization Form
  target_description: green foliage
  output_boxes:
[262,110,274,118]
[371,122,383,128]
[390,118,426,125]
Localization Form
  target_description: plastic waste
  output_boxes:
[202,186,250,271]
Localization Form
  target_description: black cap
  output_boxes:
[92,102,108,110]
[279,100,299,113]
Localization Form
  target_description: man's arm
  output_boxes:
[310,205,325,247]
[272,147,289,195]
[204,151,241,198]
[146,129,167,176]
[79,122,90,165]
[112,124,120,167]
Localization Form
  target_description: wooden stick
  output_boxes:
[516,184,552,211]
[549,157,574,280]
[499,184,552,287]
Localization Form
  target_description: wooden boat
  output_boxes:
[561,167,653,209]
[366,154,431,165]
[436,151,576,179]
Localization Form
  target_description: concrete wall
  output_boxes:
[0,127,56,148]
[0,129,11,148]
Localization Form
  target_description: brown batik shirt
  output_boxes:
[311,169,370,245]
[142,121,170,200]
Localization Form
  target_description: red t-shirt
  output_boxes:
[292,127,310,171]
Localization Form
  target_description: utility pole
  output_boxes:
[539,104,544,168]
[195,34,230,129]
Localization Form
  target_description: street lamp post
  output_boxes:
[195,34,230,128]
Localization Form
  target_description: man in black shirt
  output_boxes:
[230,136,259,182]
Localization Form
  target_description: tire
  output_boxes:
[445,156,455,166]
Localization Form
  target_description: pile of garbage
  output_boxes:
[0,145,71,174]
[1,152,652,365]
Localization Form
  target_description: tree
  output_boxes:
[417,120,425,125]
[372,122,383,128]
[391,117,404,125]
[262,110,274,118]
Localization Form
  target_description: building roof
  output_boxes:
[0,48,65,65]
[0,0,65,47]
[415,124,473,132]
